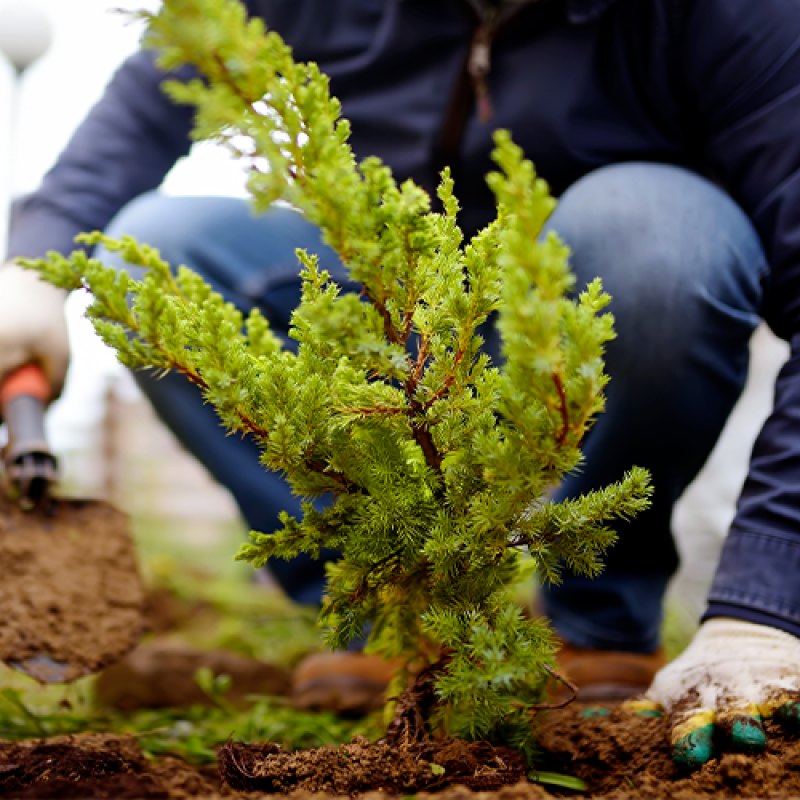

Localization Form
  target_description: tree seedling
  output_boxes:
[23,0,651,754]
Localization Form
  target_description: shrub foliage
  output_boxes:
[24,0,651,750]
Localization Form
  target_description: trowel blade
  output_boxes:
[7,654,78,683]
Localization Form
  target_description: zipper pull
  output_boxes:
[468,25,493,123]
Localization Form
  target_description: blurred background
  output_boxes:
[0,0,250,553]
[0,0,791,637]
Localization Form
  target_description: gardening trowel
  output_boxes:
[0,363,147,683]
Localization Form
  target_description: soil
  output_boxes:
[0,733,216,799]
[2,703,800,799]
[1,507,797,799]
[535,702,800,798]
[0,491,147,682]
[217,736,528,795]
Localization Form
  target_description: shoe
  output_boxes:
[95,640,292,711]
[290,651,401,716]
[551,640,666,702]
[291,636,664,714]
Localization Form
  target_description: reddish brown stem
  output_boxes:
[528,663,579,710]
[410,418,443,473]
[341,405,406,417]
[552,372,569,445]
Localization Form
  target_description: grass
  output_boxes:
[0,681,384,764]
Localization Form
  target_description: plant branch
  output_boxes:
[552,372,569,446]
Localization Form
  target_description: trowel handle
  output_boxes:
[0,363,51,410]
[1,362,51,458]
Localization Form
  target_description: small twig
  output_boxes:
[528,664,579,710]
[552,372,569,445]
[339,404,407,417]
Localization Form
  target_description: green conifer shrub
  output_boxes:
[24,0,651,753]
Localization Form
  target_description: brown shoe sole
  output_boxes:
[551,644,667,702]
[290,652,401,715]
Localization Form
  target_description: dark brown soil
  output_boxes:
[2,704,800,798]
[0,733,216,798]
[0,491,147,682]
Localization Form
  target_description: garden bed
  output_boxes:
[0,516,795,800]
[1,702,799,799]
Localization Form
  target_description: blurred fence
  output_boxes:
[54,369,245,552]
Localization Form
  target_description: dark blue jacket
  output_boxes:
[10,0,800,637]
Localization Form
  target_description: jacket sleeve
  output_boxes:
[6,49,197,262]
[677,0,800,635]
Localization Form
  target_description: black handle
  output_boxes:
[2,394,57,507]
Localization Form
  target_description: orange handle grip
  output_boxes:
[0,364,51,408]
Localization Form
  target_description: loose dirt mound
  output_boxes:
[0,733,214,798]
[536,702,800,798]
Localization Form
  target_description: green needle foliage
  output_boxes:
[24,0,651,751]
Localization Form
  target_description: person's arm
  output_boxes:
[0,48,198,396]
[7,48,197,262]
[640,0,800,769]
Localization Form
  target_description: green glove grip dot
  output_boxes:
[673,724,715,770]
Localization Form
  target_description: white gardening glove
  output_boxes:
[628,618,800,770]
[0,262,70,398]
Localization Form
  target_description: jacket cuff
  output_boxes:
[705,525,800,636]
[702,603,800,639]
[7,204,88,263]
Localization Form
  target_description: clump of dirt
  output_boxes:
[0,492,146,681]
[218,735,528,795]
[0,733,214,798]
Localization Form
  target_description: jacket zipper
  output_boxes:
[434,1,546,194]
[468,23,493,122]
[463,1,540,122]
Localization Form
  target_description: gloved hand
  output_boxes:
[0,262,70,398]
[631,618,800,770]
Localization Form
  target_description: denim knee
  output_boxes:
[100,191,200,279]
[545,163,766,382]
[539,164,768,650]
[97,193,346,339]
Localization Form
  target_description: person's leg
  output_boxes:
[538,163,767,653]
[98,193,352,606]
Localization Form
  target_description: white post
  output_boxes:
[0,1,52,258]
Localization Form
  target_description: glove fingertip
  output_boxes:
[673,726,715,770]
[720,714,767,754]
[622,698,663,718]
[672,710,715,771]
[774,701,800,734]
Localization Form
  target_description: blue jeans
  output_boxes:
[99,163,766,650]
[100,199,349,606]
